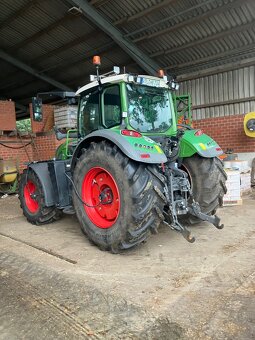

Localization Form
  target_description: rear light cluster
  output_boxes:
[194,129,204,136]
[121,129,142,137]
[140,154,150,159]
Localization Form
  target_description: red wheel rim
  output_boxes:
[24,180,39,213]
[82,167,120,228]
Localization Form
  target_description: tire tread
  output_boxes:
[19,169,62,225]
[72,141,165,252]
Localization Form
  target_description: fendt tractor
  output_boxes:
[19,57,227,252]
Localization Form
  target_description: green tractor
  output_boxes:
[19,60,227,252]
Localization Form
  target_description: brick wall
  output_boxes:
[0,100,16,131]
[194,114,255,153]
[0,134,64,168]
[33,134,60,162]
[30,104,63,162]
[30,104,54,133]
[0,135,33,170]
[0,103,64,170]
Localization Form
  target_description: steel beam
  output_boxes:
[31,30,105,65]
[10,0,251,69]
[0,49,73,91]
[66,0,161,75]
[167,43,255,72]
[89,0,111,7]
[0,31,106,87]
[124,0,215,38]
[177,57,255,82]
[13,0,175,64]
[15,102,27,112]
[151,21,255,58]
[115,0,178,25]
[8,13,79,52]
[16,112,31,119]
[0,0,46,29]
[42,42,117,75]
[133,0,253,43]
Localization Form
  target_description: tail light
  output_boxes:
[140,154,150,159]
[121,130,142,137]
[194,129,204,136]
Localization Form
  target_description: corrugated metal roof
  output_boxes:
[177,65,255,119]
[0,0,254,117]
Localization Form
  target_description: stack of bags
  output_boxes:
[223,160,251,206]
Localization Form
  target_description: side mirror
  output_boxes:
[32,97,43,122]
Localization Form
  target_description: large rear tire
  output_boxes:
[19,169,62,225]
[182,154,227,223]
[72,141,165,252]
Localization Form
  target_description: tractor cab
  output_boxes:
[76,62,178,140]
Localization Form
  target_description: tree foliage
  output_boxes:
[16,118,32,132]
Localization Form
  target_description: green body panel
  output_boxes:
[70,129,167,170]
[111,127,165,156]
[180,130,222,158]
[55,142,68,160]
[55,129,78,160]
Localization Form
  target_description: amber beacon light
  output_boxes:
[158,69,165,77]
[93,55,101,66]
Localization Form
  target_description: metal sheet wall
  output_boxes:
[177,65,255,120]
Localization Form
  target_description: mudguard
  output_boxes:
[70,129,167,170]
[180,129,223,158]
[28,160,71,207]
[28,162,55,206]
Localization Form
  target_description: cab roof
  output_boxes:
[75,74,168,96]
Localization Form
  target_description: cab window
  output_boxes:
[80,91,100,135]
[102,85,121,128]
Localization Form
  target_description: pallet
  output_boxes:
[223,199,243,207]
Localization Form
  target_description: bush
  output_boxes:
[16,118,31,132]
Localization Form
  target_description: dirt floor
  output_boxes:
[0,192,255,340]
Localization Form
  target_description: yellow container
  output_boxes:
[0,159,18,183]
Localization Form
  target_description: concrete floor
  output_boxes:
[0,193,254,340]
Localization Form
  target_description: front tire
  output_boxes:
[72,141,165,252]
[19,169,62,225]
[182,154,227,223]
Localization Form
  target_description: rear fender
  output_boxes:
[28,162,55,207]
[28,160,71,207]
[70,130,167,171]
[180,130,223,158]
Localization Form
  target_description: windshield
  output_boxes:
[126,83,172,133]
